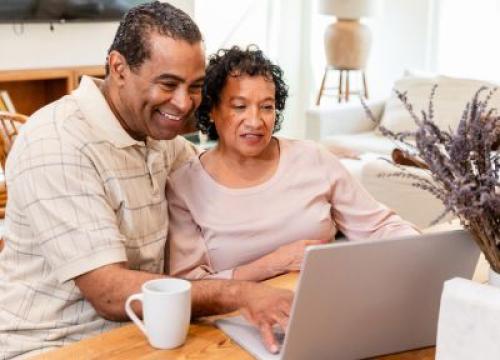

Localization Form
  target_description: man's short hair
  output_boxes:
[106,1,202,75]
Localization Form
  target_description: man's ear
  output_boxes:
[107,51,129,86]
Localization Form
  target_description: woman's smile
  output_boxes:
[240,132,264,144]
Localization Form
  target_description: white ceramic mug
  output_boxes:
[125,278,191,349]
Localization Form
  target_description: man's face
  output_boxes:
[115,33,206,140]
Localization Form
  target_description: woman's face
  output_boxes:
[210,74,277,158]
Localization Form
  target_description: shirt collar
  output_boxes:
[72,76,145,148]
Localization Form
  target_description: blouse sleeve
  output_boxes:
[317,146,421,240]
[166,177,234,280]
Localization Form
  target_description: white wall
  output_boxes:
[0,0,194,71]
[0,22,118,70]
[436,0,500,82]
[367,0,437,98]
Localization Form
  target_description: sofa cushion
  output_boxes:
[361,158,452,228]
[379,75,500,134]
[322,131,397,156]
[338,153,453,228]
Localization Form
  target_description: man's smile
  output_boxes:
[156,109,183,122]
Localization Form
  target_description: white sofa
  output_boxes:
[306,75,500,229]
[306,99,394,155]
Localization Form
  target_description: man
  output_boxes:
[0,2,292,358]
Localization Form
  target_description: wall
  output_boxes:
[0,0,194,71]
[0,22,118,70]
[367,0,437,98]
[436,0,500,82]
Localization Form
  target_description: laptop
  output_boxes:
[216,230,480,360]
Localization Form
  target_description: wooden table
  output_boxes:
[37,272,438,360]
[38,222,487,360]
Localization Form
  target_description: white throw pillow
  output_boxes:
[379,75,500,134]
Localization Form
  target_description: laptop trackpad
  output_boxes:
[216,316,282,360]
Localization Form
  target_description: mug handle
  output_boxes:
[125,293,147,336]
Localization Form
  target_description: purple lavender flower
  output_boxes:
[363,86,500,272]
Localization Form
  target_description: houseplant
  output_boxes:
[363,85,500,277]
[363,85,500,359]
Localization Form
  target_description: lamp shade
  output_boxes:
[319,0,375,19]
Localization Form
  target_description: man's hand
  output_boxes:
[191,280,294,354]
[238,282,294,354]
[76,264,294,354]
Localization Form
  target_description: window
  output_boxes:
[194,0,272,56]
[436,0,500,82]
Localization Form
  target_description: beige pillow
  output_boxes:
[379,75,499,134]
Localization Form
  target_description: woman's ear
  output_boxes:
[207,109,219,140]
[209,108,217,123]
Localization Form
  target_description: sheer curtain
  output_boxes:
[194,0,314,138]
[436,0,500,82]
[194,0,271,56]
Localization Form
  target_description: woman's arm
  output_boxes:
[233,239,327,281]
[167,180,233,279]
[319,146,421,240]
[168,176,327,281]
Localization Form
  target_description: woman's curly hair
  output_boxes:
[196,46,289,139]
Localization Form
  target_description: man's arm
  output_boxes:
[74,263,163,321]
[75,263,293,353]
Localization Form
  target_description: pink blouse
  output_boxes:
[167,138,419,279]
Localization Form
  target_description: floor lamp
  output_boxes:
[316,0,374,105]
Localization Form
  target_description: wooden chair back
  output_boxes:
[0,112,27,172]
[0,112,27,232]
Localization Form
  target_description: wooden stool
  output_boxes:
[316,67,368,105]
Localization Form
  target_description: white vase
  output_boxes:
[488,268,500,287]
[436,278,500,360]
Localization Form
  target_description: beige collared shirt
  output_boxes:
[0,76,197,359]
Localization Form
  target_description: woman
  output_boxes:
[167,46,419,281]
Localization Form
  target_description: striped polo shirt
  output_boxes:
[0,76,197,359]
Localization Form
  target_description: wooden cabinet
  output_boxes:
[0,66,105,116]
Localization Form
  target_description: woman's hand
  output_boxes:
[233,239,329,281]
[270,239,328,273]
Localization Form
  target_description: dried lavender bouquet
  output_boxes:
[363,85,500,272]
